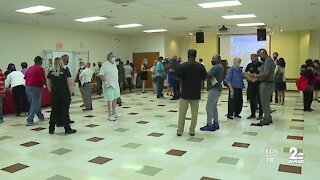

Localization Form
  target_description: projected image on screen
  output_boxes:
[220,35,269,67]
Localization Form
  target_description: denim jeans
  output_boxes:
[206,88,221,125]
[26,86,44,123]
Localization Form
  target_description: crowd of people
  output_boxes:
[0,48,319,136]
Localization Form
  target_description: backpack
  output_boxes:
[296,75,308,91]
[275,68,283,83]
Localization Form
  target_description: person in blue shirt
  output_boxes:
[155,57,166,99]
[226,57,244,119]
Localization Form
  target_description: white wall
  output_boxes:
[164,34,182,58]
[309,30,320,60]
[0,22,131,70]
[129,34,165,59]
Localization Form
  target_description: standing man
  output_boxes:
[245,54,263,120]
[272,52,279,103]
[169,56,180,100]
[25,56,48,126]
[200,55,224,131]
[99,52,121,121]
[80,62,93,111]
[155,57,166,99]
[252,49,275,126]
[176,49,207,136]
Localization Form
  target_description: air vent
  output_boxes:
[170,17,187,20]
[105,0,135,4]
[36,12,56,16]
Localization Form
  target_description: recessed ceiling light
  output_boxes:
[75,16,107,22]
[114,23,142,28]
[143,29,167,33]
[16,5,54,14]
[222,14,256,19]
[237,23,265,27]
[198,1,242,8]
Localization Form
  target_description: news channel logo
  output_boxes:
[264,147,304,164]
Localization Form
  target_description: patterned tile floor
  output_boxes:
[0,90,319,180]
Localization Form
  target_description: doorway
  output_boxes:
[132,52,160,89]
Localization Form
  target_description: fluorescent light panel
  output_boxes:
[143,29,167,33]
[198,1,242,8]
[237,23,265,27]
[222,14,256,19]
[75,16,107,22]
[114,24,142,28]
[16,5,54,14]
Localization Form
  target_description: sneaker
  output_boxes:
[227,116,234,120]
[65,129,77,134]
[108,115,116,121]
[212,124,220,131]
[234,115,241,118]
[112,112,120,119]
[39,118,49,122]
[200,124,213,131]
[26,122,37,126]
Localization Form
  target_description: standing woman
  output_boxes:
[140,59,149,93]
[275,58,286,105]
[226,57,244,119]
[47,58,76,134]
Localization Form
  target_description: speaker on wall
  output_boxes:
[196,32,204,43]
[257,29,266,41]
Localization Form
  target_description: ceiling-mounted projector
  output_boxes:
[219,25,229,33]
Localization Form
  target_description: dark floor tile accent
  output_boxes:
[87,137,105,142]
[292,119,304,122]
[122,106,131,109]
[154,115,165,118]
[283,147,303,153]
[287,135,303,140]
[136,121,149,124]
[0,136,13,141]
[1,163,29,173]
[136,165,162,176]
[128,113,139,115]
[200,177,220,180]
[84,115,95,118]
[50,148,73,155]
[186,117,192,120]
[221,100,228,102]
[166,149,187,157]
[157,105,166,107]
[168,110,178,112]
[278,164,301,174]
[217,156,239,165]
[20,141,40,147]
[232,142,250,148]
[31,127,46,131]
[150,100,155,102]
[88,156,112,165]
[114,128,130,132]
[85,124,100,128]
[289,126,304,130]
[293,113,304,115]
[9,124,24,127]
[167,124,178,128]
[242,131,258,136]
[148,132,164,137]
[293,109,304,111]
[46,175,71,180]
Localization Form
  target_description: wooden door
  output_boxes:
[133,52,160,88]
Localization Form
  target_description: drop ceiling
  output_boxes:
[0,0,319,36]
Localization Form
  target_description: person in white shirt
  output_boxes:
[5,67,29,116]
[99,52,120,121]
[79,63,94,111]
[124,61,133,92]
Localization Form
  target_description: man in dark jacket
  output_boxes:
[176,49,207,136]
